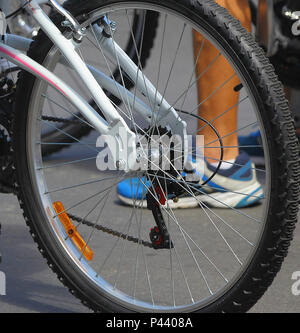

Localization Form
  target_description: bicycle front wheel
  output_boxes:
[13,0,299,312]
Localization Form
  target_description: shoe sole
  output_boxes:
[199,183,264,208]
[117,182,264,209]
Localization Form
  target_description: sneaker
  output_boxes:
[197,151,264,208]
[117,151,264,209]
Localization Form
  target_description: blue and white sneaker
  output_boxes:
[197,151,264,208]
[117,151,264,209]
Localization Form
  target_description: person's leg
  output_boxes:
[193,0,251,164]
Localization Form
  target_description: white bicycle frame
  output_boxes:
[0,0,187,171]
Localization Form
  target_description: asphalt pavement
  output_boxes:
[0,187,299,313]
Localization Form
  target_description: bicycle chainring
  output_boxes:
[0,94,17,194]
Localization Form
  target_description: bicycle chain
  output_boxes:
[41,115,85,125]
[42,120,175,249]
[42,115,155,248]
[68,213,155,249]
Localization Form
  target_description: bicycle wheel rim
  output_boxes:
[24,2,271,312]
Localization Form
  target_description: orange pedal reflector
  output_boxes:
[53,201,94,261]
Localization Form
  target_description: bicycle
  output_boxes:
[0,0,299,313]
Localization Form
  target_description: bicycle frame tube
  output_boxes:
[0,42,110,134]
[27,1,134,130]
[2,33,153,121]
[92,23,188,149]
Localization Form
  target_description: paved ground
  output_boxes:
[0,189,299,313]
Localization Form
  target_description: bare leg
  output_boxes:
[193,0,251,164]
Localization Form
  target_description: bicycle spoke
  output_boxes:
[39,118,100,154]
[45,174,127,194]
[42,93,95,130]
[36,156,97,170]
